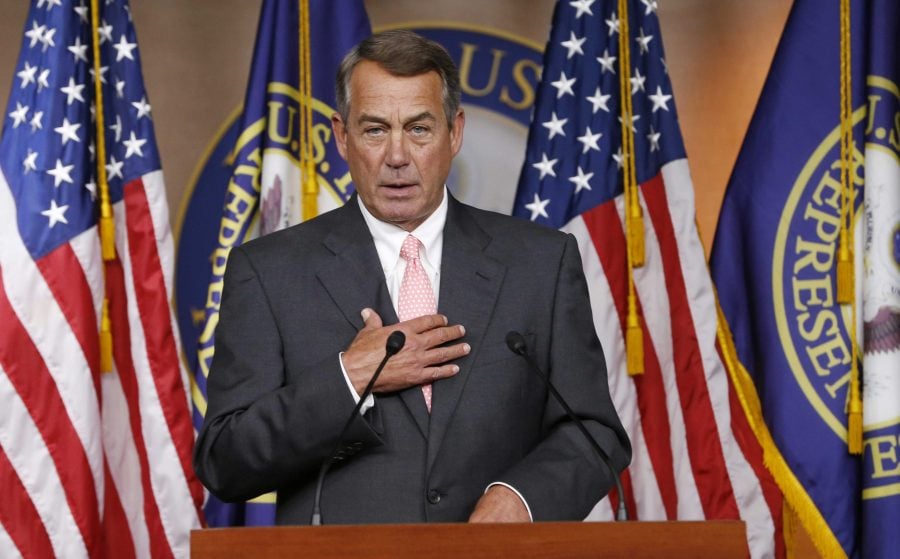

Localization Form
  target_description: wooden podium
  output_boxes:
[191,521,748,558]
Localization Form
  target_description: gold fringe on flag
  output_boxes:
[716,297,847,558]
[838,0,862,455]
[783,502,797,559]
[90,0,115,373]
[299,0,317,221]
[618,0,643,375]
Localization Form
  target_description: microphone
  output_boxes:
[505,331,628,521]
[311,330,405,525]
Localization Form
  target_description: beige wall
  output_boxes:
[0,0,789,255]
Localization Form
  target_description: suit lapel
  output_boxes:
[316,198,430,437]
[316,199,396,330]
[427,198,506,472]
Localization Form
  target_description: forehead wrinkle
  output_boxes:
[355,110,437,128]
[356,113,389,126]
[402,111,436,126]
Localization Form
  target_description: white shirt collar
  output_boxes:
[357,187,448,274]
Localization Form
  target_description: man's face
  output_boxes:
[332,60,464,231]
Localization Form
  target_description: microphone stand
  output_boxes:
[506,331,628,521]
[311,331,405,525]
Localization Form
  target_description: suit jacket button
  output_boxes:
[427,490,442,504]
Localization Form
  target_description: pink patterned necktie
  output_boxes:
[397,234,436,411]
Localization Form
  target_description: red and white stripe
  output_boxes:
[570,159,784,559]
[0,168,203,557]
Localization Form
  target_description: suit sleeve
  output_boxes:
[193,246,383,503]
[497,234,632,520]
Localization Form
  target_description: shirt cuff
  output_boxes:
[486,482,533,522]
[338,352,375,415]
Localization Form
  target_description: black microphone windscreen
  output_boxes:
[505,331,527,355]
[386,331,406,355]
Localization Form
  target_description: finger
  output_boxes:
[423,342,471,365]
[403,313,447,333]
[422,363,461,382]
[421,324,466,348]
[360,308,383,329]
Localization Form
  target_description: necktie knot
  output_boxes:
[400,234,422,262]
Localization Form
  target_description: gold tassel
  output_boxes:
[626,306,644,375]
[836,236,853,303]
[91,0,116,372]
[629,208,645,268]
[90,0,115,261]
[838,0,862,456]
[847,405,862,455]
[100,299,113,373]
[100,213,115,261]
[618,0,642,376]
[836,0,854,305]
[847,360,863,455]
[302,167,317,222]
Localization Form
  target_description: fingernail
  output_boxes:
[361,308,371,320]
[463,343,471,353]
[459,325,466,335]
[452,365,460,373]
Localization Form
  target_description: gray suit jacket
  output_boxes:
[194,194,630,524]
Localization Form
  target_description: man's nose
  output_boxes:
[384,130,410,168]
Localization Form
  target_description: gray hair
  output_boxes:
[335,30,462,129]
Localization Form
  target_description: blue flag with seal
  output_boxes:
[711,0,900,557]
[188,0,370,527]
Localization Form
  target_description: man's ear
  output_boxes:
[331,113,348,160]
[450,109,465,157]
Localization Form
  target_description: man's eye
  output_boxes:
[410,125,429,135]
[364,128,385,137]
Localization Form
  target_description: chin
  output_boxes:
[370,202,416,223]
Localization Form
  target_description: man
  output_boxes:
[194,30,630,524]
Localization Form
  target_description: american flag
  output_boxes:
[514,1,783,557]
[0,1,203,557]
